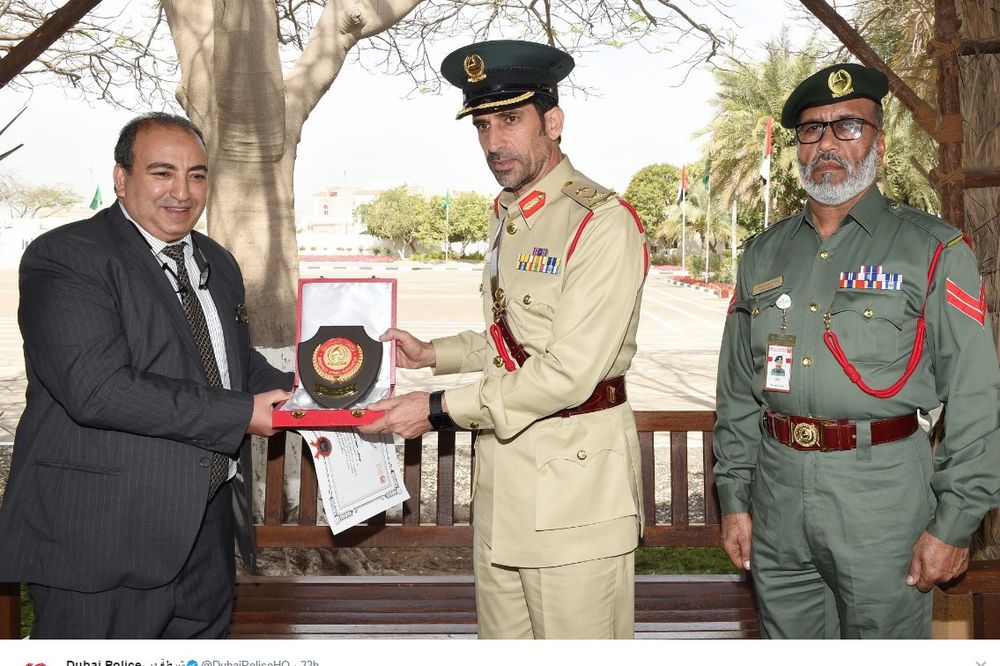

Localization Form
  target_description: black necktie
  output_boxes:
[162,243,230,498]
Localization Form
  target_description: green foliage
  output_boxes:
[698,26,940,230]
[623,163,679,245]
[355,186,434,258]
[699,29,819,225]
[635,547,736,574]
[427,191,492,255]
[21,583,31,638]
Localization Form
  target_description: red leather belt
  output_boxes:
[763,408,918,452]
[547,376,627,419]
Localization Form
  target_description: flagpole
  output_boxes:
[444,189,450,262]
[763,178,771,230]
[730,199,737,283]
[681,199,686,275]
[704,179,711,284]
[760,116,773,230]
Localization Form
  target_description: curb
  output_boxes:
[301,262,484,272]
[664,278,731,299]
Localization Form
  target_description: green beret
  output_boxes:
[441,40,574,120]
[780,63,889,129]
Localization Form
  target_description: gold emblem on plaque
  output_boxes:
[464,53,486,83]
[793,422,820,447]
[313,337,364,382]
[828,69,854,98]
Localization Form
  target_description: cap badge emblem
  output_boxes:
[828,69,854,98]
[464,53,486,83]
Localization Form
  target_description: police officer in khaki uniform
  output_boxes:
[360,40,648,639]
[714,63,1000,638]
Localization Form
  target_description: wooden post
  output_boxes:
[933,0,966,231]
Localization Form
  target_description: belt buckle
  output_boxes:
[792,421,821,449]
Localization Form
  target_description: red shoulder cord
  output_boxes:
[822,242,944,398]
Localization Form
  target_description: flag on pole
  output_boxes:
[440,190,451,211]
[759,117,773,186]
[89,186,103,210]
[677,165,688,204]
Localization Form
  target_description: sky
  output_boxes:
[0,1,815,213]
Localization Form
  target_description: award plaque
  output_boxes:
[298,325,383,409]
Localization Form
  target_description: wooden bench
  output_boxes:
[2,410,999,638]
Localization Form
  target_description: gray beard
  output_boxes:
[798,141,879,205]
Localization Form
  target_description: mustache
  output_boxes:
[487,151,517,166]
[809,152,849,169]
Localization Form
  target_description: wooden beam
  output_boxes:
[935,0,965,231]
[964,168,1000,190]
[961,37,1000,55]
[797,0,949,144]
[0,0,105,88]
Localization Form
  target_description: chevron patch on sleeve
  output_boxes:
[946,278,986,327]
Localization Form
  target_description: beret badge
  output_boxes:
[464,53,486,83]
[827,69,854,98]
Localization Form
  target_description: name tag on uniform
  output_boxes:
[765,334,795,393]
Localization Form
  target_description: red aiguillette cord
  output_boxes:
[489,323,516,372]
[823,243,943,398]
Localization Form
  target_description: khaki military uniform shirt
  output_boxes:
[714,187,1000,547]
[432,157,648,567]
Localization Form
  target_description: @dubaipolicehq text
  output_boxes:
[58,659,320,666]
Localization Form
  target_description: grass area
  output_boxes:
[20,584,31,638]
[635,547,737,575]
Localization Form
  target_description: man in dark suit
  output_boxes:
[0,112,292,638]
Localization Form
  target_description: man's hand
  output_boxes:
[381,328,436,369]
[359,391,433,440]
[721,512,753,572]
[247,389,292,437]
[906,530,970,592]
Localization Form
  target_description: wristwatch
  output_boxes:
[428,390,455,431]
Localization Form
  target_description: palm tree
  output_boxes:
[660,178,735,278]
[698,28,939,236]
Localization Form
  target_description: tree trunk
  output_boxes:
[162,0,423,347]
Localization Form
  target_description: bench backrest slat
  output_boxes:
[437,430,456,526]
[402,437,422,525]
[670,430,689,526]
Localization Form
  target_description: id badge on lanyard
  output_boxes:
[765,293,794,393]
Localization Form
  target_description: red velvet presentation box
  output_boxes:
[273,278,397,428]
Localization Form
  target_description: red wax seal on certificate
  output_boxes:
[298,325,382,410]
[313,337,364,382]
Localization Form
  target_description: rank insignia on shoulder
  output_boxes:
[517,247,560,274]
[838,265,902,290]
[561,180,616,209]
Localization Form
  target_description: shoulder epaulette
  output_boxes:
[889,202,962,247]
[738,213,799,250]
[561,176,616,210]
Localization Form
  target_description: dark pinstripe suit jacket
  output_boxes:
[0,204,291,593]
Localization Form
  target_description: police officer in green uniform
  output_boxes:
[714,63,1000,638]
[360,40,648,639]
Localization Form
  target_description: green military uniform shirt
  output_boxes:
[714,187,1000,547]
[431,157,648,567]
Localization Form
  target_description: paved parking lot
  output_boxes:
[0,263,728,442]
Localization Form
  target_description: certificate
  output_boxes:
[298,428,409,535]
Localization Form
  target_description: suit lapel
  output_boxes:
[107,205,206,377]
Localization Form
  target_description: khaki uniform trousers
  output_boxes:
[473,537,634,639]
[751,432,934,638]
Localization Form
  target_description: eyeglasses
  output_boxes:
[794,118,879,144]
